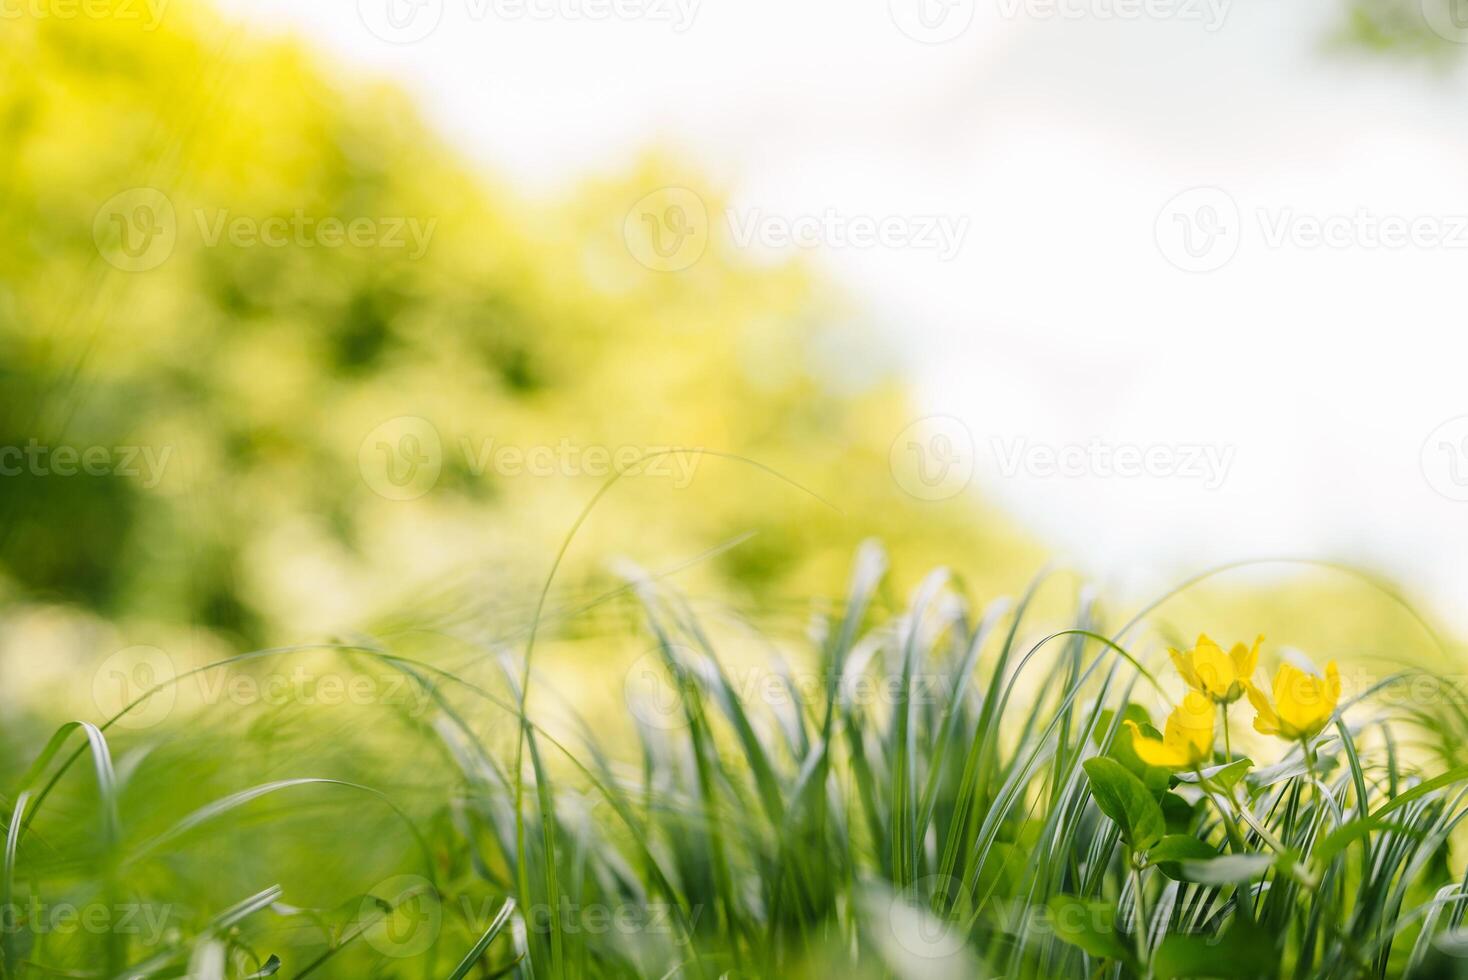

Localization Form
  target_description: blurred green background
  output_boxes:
[1,0,1460,725]
[2,3,1466,975]
[1,5,1039,670]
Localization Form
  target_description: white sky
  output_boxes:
[219,0,1468,628]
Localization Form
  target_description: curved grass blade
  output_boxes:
[448,897,516,980]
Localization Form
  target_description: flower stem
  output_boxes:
[1196,769,1245,853]
[1130,857,1150,969]
[1302,736,1323,822]
[1198,769,1317,891]
[1195,770,1258,922]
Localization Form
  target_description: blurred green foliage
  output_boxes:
[0,1,1454,728]
[0,4,1034,657]
[1333,0,1468,59]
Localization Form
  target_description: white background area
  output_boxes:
[218,0,1468,626]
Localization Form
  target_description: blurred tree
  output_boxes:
[1335,0,1468,59]
[0,4,1032,649]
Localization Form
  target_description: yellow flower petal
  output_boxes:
[1246,680,1279,735]
[1191,635,1237,700]
[1168,646,1202,693]
[1229,635,1262,682]
[1124,720,1184,767]
[1127,693,1215,769]
[1133,739,1182,767]
[1170,691,1215,763]
[1264,661,1339,741]
[1276,664,1313,735]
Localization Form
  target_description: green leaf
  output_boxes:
[1152,917,1277,979]
[1142,759,1172,798]
[1179,853,1275,885]
[1161,792,1198,834]
[1098,705,1157,776]
[1176,758,1252,792]
[1149,834,1222,881]
[1148,834,1219,863]
[1046,894,1135,968]
[1094,704,1153,747]
[1210,758,1254,792]
[1084,757,1166,851]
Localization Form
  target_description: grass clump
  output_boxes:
[3,544,1467,978]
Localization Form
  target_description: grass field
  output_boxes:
[8,2,1468,978]
[4,543,1467,978]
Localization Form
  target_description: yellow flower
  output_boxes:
[1169,634,1262,704]
[1124,692,1215,769]
[1247,661,1340,742]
